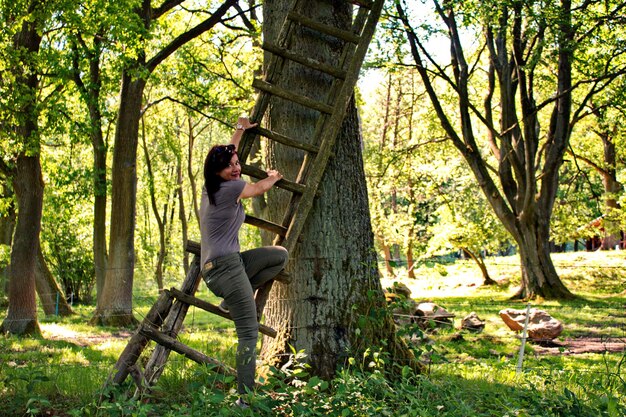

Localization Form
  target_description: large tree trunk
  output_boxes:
[2,156,43,335]
[35,248,74,317]
[0,8,43,336]
[91,75,145,326]
[598,123,622,250]
[260,0,415,377]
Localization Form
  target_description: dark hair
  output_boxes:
[204,144,237,205]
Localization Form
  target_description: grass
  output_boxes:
[0,251,625,416]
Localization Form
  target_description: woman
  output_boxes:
[200,116,288,402]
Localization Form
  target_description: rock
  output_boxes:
[388,282,412,299]
[414,302,455,329]
[461,312,485,333]
[499,308,563,340]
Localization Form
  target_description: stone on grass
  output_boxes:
[499,308,563,340]
[461,312,485,333]
[414,302,455,329]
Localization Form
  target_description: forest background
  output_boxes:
[0,0,625,414]
[1,0,624,318]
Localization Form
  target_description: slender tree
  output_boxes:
[92,0,238,325]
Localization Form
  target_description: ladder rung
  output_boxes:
[262,41,347,80]
[139,325,236,375]
[241,163,307,195]
[288,11,361,44]
[256,126,319,153]
[245,214,287,236]
[169,288,277,338]
[252,78,334,115]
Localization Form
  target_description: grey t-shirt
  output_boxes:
[200,180,246,264]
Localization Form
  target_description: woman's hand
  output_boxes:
[237,116,258,131]
[266,169,283,184]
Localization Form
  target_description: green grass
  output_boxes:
[1,251,625,416]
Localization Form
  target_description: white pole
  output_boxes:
[516,303,532,374]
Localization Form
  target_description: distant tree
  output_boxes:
[394,0,626,299]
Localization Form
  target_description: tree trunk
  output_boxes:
[461,247,495,286]
[513,217,573,299]
[379,239,394,276]
[177,153,190,276]
[90,1,237,325]
[35,248,73,316]
[0,185,16,296]
[1,156,43,336]
[260,0,416,377]
[0,9,43,336]
[599,127,622,250]
[91,75,145,326]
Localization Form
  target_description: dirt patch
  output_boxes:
[531,337,626,355]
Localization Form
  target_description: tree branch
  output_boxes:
[146,0,238,73]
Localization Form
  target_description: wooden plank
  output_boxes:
[245,214,287,237]
[169,288,277,338]
[241,163,307,195]
[288,11,361,44]
[139,325,235,376]
[262,41,347,80]
[255,126,320,154]
[252,78,334,115]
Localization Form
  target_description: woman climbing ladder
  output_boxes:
[200,116,288,405]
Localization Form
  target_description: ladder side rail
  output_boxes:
[108,290,174,386]
[142,254,203,386]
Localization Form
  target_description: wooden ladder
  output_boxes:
[107,0,383,393]
[239,0,384,315]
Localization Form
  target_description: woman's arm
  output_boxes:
[239,170,283,200]
[230,116,257,150]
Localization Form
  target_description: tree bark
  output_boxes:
[2,156,43,335]
[91,75,145,326]
[260,0,416,377]
[176,151,190,275]
[71,30,108,305]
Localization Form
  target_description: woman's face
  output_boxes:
[217,153,241,181]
